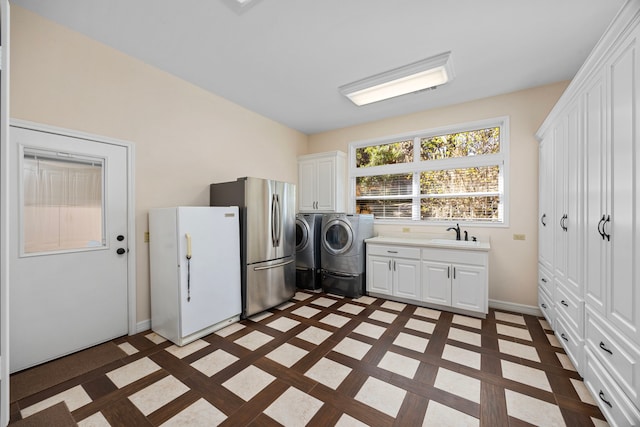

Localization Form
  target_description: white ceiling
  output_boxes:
[12,0,626,134]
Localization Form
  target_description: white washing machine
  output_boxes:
[320,213,374,297]
[295,213,323,290]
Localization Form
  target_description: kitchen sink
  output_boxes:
[429,239,481,247]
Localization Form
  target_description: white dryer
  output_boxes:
[295,213,323,290]
[320,213,374,297]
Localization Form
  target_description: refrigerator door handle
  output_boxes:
[271,194,277,247]
[275,194,282,247]
[253,259,294,271]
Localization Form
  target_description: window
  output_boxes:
[350,117,508,225]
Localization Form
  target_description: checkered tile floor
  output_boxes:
[11,291,608,426]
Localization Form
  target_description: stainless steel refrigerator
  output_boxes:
[210,177,296,318]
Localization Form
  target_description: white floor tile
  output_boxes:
[499,339,541,362]
[452,315,482,329]
[368,310,398,324]
[422,400,479,427]
[305,357,352,389]
[591,417,610,427]
[118,342,139,356]
[191,349,239,377]
[128,376,189,416]
[414,307,441,319]
[335,413,369,426]
[249,311,273,322]
[434,367,481,404]
[381,300,407,311]
[393,332,429,353]
[160,398,227,427]
[292,306,322,318]
[165,339,209,359]
[333,337,372,360]
[215,322,245,337]
[266,343,308,368]
[107,357,161,388]
[505,389,565,427]
[378,351,420,379]
[297,326,333,344]
[320,313,351,328]
[501,360,551,392]
[353,322,386,339]
[145,332,167,345]
[442,344,481,370]
[77,411,110,427]
[547,333,561,348]
[495,311,526,325]
[222,365,275,401]
[539,319,552,330]
[571,378,597,405]
[275,301,295,310]
[448,327,481,347]
[557,352,577,371]
[264,387,323,426]
[21,385,92,418]
[497,324,532,341]
[293,292,313,301]
[266,316,300,332]
[352,295,376,305]
[405,318,436,334]
[355,377,406,418]
[338,303,365,315]
[234,330,274,351]
[312,297,338,307]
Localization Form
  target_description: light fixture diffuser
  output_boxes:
[221,0,262,15]
[339,52,454,106]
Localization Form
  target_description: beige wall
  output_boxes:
[308,82,568,309]
[10,6,308,324]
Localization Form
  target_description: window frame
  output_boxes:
[348,116,510,227]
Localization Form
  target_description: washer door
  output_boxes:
[295,217,309,252]
[322,218,354,255]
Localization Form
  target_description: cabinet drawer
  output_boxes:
[556,315,584,374]
[368,244,420,259]
[538,266,553,298]
[584,348,640,427]
[538,286,555,329]
[585,307,640,406]
[555,284,584,335]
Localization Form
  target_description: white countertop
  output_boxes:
[365,235,491,252]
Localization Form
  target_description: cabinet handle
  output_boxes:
[599,390,612,408]
[599,341,613,355]
[561,300,569,307]
[560,214,568,231]
[393,261,396,271]
[541,213,547,227]
[447,266,450,279]
[387,250,398,254]
[541,303,547,309]
[602,215,611,241]
[541,278,547,283]
[453,267,456,279]
[561,333,569,342]
[597,214,606,240]
[388,260,391,270]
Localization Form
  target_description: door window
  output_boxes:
[295,220,308,250]
[22,148,105,255]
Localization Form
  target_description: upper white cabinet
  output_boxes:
[298,151,345,212]
[537,2,640,422]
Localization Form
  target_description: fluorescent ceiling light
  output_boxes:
[339,52,454,106]
[222,0,262,14]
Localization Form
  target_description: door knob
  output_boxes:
[116,248,126,255]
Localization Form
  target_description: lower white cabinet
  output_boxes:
[366,239,489,317]
[367,244,421,300]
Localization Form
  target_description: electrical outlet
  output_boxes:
[513,233,526,241]
[402,227,410,233]
[144,232,150,243]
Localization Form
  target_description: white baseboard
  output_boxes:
[489,299,542,317]
[136,319,151,334]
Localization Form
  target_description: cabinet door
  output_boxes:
[393,258,421,300]
[451,264,486,313]
[584,72,607,314]
[298,159,317,212]
[606,27,640,343]
[367,255,393,295]
[553,117,568,283]
[538,135,555,273]
[422,261,451,306]
[316,156,336,211]
[564,101,583,297]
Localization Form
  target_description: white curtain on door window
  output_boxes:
[23,154,104,253]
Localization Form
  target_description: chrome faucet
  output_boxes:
[446,223,461,240]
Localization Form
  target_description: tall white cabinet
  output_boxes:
[297,151,345,213]
[537,2,640,425]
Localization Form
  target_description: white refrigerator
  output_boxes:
[149,206,241,346]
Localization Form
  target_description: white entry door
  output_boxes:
[9,125,130,373]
